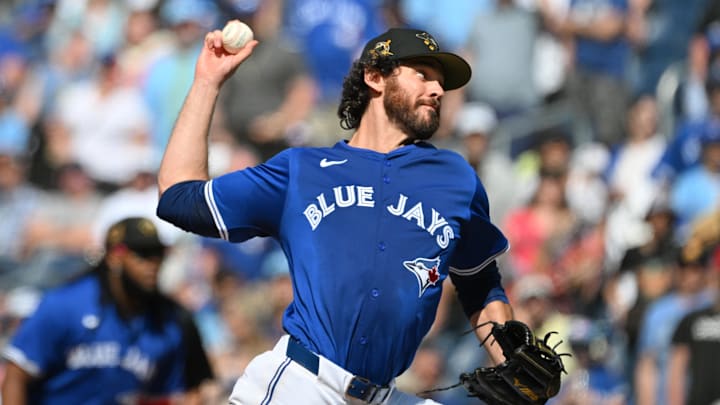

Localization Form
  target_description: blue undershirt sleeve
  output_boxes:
[449,261,508,318]
[156,180,219,238]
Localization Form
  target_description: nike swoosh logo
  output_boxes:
[320,158,348,168]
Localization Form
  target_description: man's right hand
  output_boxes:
[195,27,258,88]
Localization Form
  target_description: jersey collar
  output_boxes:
[334,140,436,159]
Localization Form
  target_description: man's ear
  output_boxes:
[364,68,384,93]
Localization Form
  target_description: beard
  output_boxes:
[120,270,160,306]
[384,76,440,142]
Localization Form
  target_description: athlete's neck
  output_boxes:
[348,106,411,154]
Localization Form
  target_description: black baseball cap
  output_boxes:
[360,28,472,91]
[105,217,167,254]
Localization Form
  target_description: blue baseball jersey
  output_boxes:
[2,273,192,404]
[161,140,508,384]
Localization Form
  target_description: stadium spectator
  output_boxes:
[608,196,677,357]
[454,102,518,223]
[604,94,666,267]
[116,2,176,87]
[626,0,710,96]
[282,0,387,144]
[512,273,576,374]
[143,0,218,166]
[684,0,720,121]
[398,0,492,52]
[21,162,103,288]
[48,53,154,192]
[669,120,720,240]
[634,246,715,405]
[463,0,541,117]
[540,0,632,146]
[551,316,629,405]
[503,170,578,278]
[653,77,720,185]
[565,142,611,226]
[0,152,40,279]
[667,258,720,405]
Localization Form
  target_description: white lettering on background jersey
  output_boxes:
[67,342,120,369]
[66,342,155,380]
[692,316,720,341]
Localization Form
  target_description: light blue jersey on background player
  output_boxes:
[157,26,515,404]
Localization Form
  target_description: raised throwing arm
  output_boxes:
[157,28,258,195]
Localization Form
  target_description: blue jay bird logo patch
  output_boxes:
[403,257,441,297]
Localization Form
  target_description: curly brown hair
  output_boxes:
[337,56,400,130]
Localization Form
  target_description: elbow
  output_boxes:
[157,172,176,196]
[155,181,201,225]
[450,261,509,318]
[157,164,209,196]
[156,180,220,238]
[155,180,220,238]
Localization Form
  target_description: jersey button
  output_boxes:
[385,161,392,167]
[359,336,368,345]
[378,242,386,251]
[383,175,390,184]
[371,288,380,298]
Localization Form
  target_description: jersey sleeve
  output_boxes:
[637,301,666,356]
[205,150,290,242]
[671,311,696,346]
[449,176,509,275]
[2,292,67,377]
[178,307,214,389]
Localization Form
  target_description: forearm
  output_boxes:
[1,386,26,405]
[689,35,710,80]
[158,26,258,194]
[470,300,514,365]
[157,81,219,194]
[2,363,29,405]
[1,383,26,405]
[667,346,689,405]
[634,354,657,405]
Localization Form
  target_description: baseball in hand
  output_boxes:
[222,20,254,54]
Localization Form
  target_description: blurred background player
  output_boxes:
[1,216,213,405]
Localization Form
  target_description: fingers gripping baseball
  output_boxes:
[196,26,258,86]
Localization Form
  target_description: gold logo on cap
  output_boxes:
[370,40,393,58]
[138,218,157,237]
[106,223,125,246]
[415,33,438,51]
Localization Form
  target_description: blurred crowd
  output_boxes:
[1,0,720,404]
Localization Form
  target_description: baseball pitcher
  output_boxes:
[157,26,564,405]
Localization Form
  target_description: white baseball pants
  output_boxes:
[228,335,441,405]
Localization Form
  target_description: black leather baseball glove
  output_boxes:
[458,320,569,405]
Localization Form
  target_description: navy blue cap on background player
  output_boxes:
[360,28,471,90]
[105,217,167,254]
